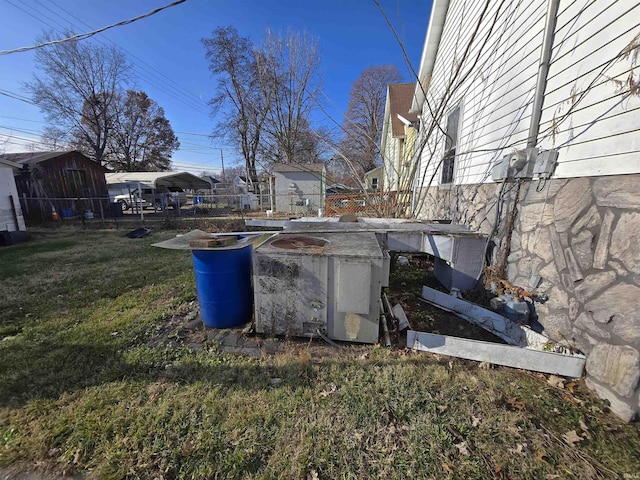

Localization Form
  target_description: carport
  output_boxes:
[106,172,212,191]
[106,172,212,218]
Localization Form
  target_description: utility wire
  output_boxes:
[44,0,209,115]
[0,0,187,55]
[0,89,35,104]
[5,0,209,117]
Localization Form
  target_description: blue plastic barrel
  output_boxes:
[191,244,253,328]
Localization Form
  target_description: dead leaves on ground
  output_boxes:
[508,442,527,455]
[562,417,592,446]
[455,441,471,456]
[547,375,565,389]
[506,397,526,411]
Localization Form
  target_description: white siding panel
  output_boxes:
[417,0,640,186]
[417,0,547,186]
[537,0,640,177]
[556,152,640,178]
[560,130,640,160]
[542,90,640,147]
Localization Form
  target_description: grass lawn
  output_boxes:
[0,227,639,479]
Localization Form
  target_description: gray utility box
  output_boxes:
[253,232,390,344]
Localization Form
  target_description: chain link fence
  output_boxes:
[324,191,412,218]
[17,190,413,226]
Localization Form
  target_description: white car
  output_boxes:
[114,186,187,212]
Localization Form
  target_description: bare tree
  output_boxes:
[25,32,131,165]
[202,27,266,184]
[107,90,180,172]
[256,29,323,165]
[339,65,402,178]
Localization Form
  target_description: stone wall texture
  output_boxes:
[415,174,640,421]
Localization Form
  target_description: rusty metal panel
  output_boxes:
[253,231,386,343]
[253,253,328,337]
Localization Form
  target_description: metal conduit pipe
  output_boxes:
[527,0,561,148]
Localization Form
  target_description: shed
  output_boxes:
[231,175,249,194]
[1,150,108,219]
[0,158,26,231]
[272,162,327,214]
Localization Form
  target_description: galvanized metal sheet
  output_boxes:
[407,330,585,378]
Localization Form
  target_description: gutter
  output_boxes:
[410,0,451,114]
[527,0,560,148]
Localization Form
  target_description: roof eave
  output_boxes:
[0,158,23,169]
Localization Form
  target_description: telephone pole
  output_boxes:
[219,149,225,182]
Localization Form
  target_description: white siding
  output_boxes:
[0,166,25,231]
[381,109,400,190]
[538,0,640,177]
[417,0,640,185]
[274,170,325,213]
[417,0,547,186]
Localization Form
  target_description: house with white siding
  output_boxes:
[363,165,383,191]
[410,0,640,420]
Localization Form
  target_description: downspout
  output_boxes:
[494,0,560,279]
[527,0,560,148]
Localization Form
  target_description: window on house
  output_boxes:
[371,177,379,190]
[441,106,460,185]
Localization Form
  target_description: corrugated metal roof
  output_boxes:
[388,83,419,137]
[105,171,212,189]
[272,162,326,173]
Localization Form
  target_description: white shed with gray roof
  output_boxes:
[272,163,326,214]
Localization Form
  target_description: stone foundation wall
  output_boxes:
[414,174,640,421]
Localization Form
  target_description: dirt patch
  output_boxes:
[387,255,506,345]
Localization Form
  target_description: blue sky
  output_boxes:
[0,0,431,175]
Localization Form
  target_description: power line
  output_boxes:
[47,0,208,111]
[5,0,60,32]
[0,115,43,123]
[12,0,210,116]
[175,130,214,138]
[0,0,188,55]
[0,89,35,104]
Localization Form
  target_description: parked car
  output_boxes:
[114,186,188,212]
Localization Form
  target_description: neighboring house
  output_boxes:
[272,163,327,214]
[380,83,419,192]
[410,0,640,420]
[202,176,220,187]
[232,176,249,194]
[364,165,383,191]
[1,150,108,218]
[0,158,26,231]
